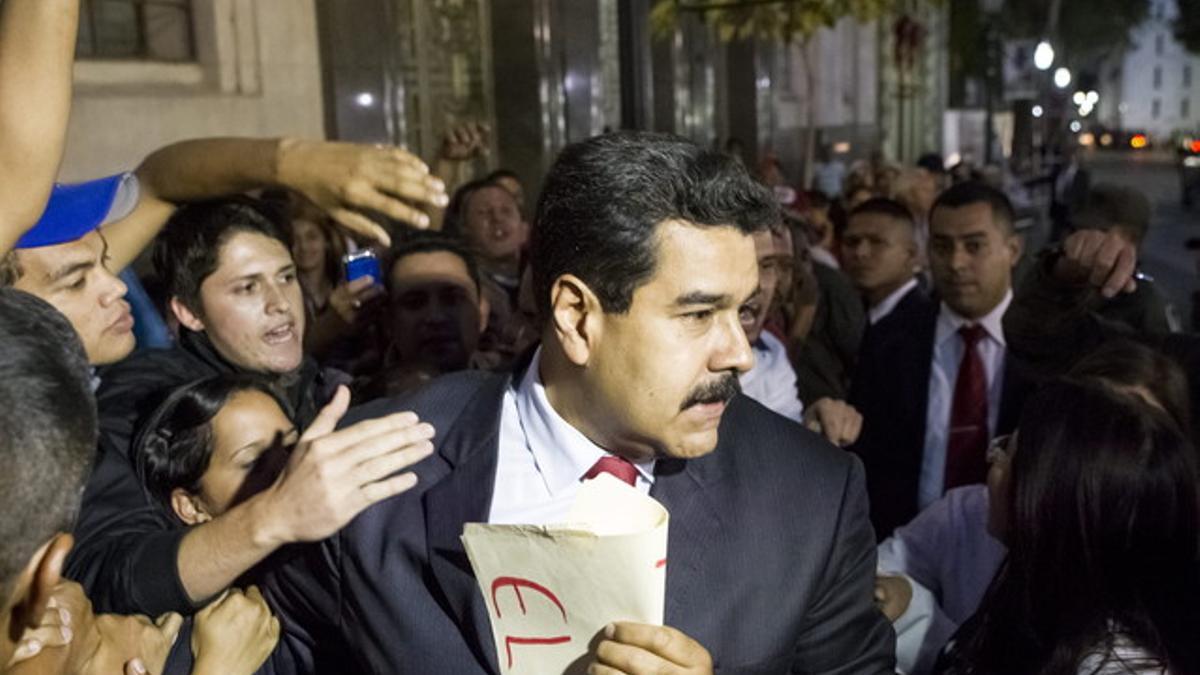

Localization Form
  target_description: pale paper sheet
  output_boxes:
[461,473,670,675]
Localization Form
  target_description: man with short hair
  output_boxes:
[739,225,803,422]
[0,288,181,674]
[445,178,529,363]
[372,231,490,396]
[741,223,864,445]
[849,182,1031,539]
[258,132,894,674]
[842,197,925,325]
[68,195,435,618]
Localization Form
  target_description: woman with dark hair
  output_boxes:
[133,374,297,526]
[289,213,384,374]
[1070,338,1193,436]
[940,378,1200,673]
[879,339,1196,675]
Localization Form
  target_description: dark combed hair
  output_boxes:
[531,131,778,316]
[930,180,1016,233]
[944,378,1200,674]
[385,230,481,294]
[1069,338,1192,435]
[1072,183,1152,245]
[848,197,917,231]
[152,195,291,313]
[0,289,96,591]
[133,374,285,523]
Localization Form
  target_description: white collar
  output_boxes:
[935,289,1012,347]
[868,278,919,325]
[514,348,655,496]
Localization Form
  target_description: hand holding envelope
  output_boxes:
[461,474,671,674]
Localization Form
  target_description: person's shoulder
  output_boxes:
[722,395,858,480]
[344,369,501,427]
[96,346,206,409]
[862,289,937,352]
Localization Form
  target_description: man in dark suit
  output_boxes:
[849,183,1030,540]
[257,132,895,674]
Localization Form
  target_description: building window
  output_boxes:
[1187,64,1194,89]
[1184,98,1191,119]
[1154,66,1163,89]
[77,0,194,61]
[1156,33,1165,56]
[1153,98,1162,118]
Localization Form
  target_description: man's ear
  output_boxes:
[549,274,602,367]
[170,296,205,333]
[1006,232,1025,267]
[170,489,213,526]
[7,533,72,639]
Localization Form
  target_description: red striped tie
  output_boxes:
[944,325,990,490]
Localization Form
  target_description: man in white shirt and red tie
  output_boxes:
[848,182,1033,539]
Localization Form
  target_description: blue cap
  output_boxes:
[16,173,140,249]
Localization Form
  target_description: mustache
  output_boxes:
[680,373,741,411]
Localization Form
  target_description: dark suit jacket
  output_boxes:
[848,288,1031,540]
[257,367,895,674]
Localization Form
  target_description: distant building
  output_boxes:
[1100,0,1200,140]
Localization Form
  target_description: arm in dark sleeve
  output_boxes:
[254,538,346,675]
[65,436,198,616]
[790,454,896,674]
[1005,248,1123,378]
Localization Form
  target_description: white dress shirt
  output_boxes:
[488,348,656,525]
[868,278,920,325]
[918,290,1012,509]
[739,331,804,423]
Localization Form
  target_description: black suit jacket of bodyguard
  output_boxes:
[848,288,1032,540]
[255,359,896,674]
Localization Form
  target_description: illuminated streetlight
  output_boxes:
[1086,90,1099,104]
[1032,105,1045,118]
[1070,120,1082,133]
[1034,41,1055,70]
[1054,67,1072,89]
[1073,91,1087,106]
[354,92,375,108]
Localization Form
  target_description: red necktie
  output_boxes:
[944,325,990,490]
[583,456,638,487]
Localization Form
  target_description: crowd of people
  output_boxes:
[3,2,1200,675]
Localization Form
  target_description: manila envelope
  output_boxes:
[461,473,669,674]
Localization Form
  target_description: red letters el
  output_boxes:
[490,576,571,669]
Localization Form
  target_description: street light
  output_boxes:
[1054,67,1072,89]
[1032,105,1044,118]
[1073,91,1087,105]
[1034,41,1055,70]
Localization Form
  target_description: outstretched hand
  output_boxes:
[276,139,449,245]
